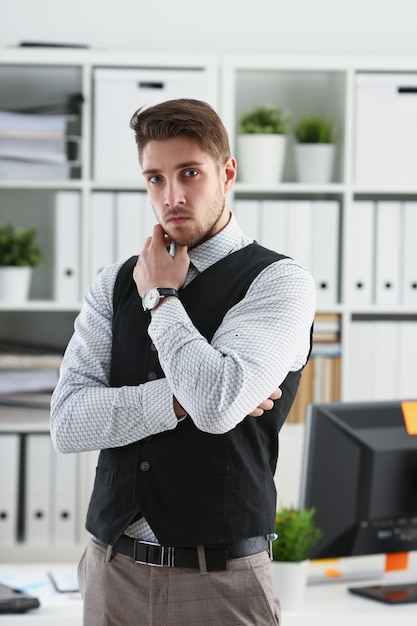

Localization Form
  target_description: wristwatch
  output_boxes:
[142,287,179,311]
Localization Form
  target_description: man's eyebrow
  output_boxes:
[142,161,205,175]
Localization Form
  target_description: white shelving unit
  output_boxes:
[0,47,218,314]
[0,47,219,561]
[221,54,417,402]
[1,49,417,559]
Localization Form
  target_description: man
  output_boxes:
[50,98,315,625]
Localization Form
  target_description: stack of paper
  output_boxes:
[0,110,81,180]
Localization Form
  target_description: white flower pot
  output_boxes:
[271,560,308,611]
[237,134,287,184]
[0,266,32,302]
[295,143,335,183]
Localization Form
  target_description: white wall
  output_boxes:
[2,0,417,56]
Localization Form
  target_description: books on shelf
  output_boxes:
[287,314,341,423]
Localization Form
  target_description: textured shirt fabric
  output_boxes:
[50,213,316,543]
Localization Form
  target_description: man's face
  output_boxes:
[141,136,236,247]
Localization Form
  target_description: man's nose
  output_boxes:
[164,180,186,207]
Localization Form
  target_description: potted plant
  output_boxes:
[293,114,337,183]
[237,105,290,184]
[271,506,322,610]
[0,224,43,302]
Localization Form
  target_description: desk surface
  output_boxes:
[0,560,416,625]
[0,564,82,625]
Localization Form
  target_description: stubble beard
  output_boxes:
[163,191,227,249]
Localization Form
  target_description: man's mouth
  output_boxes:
[166,211,191,225]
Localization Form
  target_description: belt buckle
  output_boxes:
[134,540,175,567]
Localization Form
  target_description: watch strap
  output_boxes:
[157,288,179,299]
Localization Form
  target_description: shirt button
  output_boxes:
[139,461,151,472]
[147,371,158,381]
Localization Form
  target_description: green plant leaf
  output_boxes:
[238,105,290,135]
[293,114,336,144]
[0,224,43,267]
[272,506,323,562]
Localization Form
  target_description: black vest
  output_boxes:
[86,243,308,546]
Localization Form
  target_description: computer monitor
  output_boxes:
[299,400,417,560]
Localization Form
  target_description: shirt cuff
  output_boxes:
[140,378,179,435]
[149,297,193,340]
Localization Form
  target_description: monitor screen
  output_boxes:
[299,400,417,560]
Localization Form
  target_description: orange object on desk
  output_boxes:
[401,401,417,435]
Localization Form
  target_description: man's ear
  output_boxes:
[223,156,237,191]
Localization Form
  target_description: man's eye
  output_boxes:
[149,175,161,183]
[184,169,198,178]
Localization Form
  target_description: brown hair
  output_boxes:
[130,99,231,165]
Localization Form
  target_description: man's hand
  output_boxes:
[174,388,282,421]
[249,387,282,417]
[133,224,189,297]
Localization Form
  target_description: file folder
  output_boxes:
[375,201,401,306]
[115,192,143,262]
[311,201,339,307]
[50,449,77,545]
[0,434,19,546]
[260,199,288,253]
[54,190,81,302]
[346,201,375,306]
[286,201,313,272]
[90,192,115,280]
[142,194,158,247]
[349,320,403,401]
[24,433,52,545]
[346,322,376,401]
[233,199,261,241]
[401,202,417,306]
[398,322,417,398]
[373,321,400,399]
[93,68,211,180]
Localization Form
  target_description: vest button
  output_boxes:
[139,461,151,472]
[150,342,157,352]
[147,371,158,381]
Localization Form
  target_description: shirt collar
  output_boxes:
[188,212,252,274]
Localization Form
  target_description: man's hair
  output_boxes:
[130,99,231,165]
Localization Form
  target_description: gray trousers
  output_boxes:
[78,538,281,625]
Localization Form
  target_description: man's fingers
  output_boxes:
[270,387,282,400]
[259,398,274,411]
[249,407,264,418]
[248,387,282,418]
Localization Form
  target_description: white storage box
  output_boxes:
[354,72,417,186]
[93,68,211,180]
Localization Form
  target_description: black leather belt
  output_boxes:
[95,534,269,572]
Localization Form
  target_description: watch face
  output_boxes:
[143,288,159,311]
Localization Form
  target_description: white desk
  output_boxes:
[0,564,82,625]
[0,561,416,625]
[289,576,417,625]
